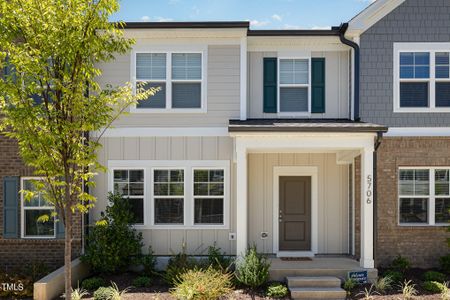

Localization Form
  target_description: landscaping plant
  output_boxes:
[93,287,113,300]
[441,254,450,274]
[64,287,89,300]
[164,246,199,286]
[207,244,233,271]
[423,271,447,283]
[423,281,447,293]
[132,276,152,288]
[0,1,155,298]
[398,280,418,300]
[235,246,271,289]
[107,282,129,300]
[81,193,144,274]
[390,255,411,274]
[441,282,450,300]
[373,276,393,294]
[356,284,379,300]
[383,270,403,283]
[343,278,357,294]
[171,267,233,300]
[140,246,157,276]
[266,282,288,298]
[81,277,108,291]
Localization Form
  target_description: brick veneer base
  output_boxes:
[375,137,450,268]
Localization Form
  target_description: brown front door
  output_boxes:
[279,176,311,251]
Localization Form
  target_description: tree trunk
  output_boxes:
[65,208,72,300]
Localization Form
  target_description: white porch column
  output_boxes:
[236,142,248,256]
[360,146,375,268]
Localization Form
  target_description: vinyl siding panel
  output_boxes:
[248,51,350,119]
[96,45,240,128]
[248,153,349,254]
[91,136,236,255]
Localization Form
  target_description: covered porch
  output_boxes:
[230,119,387,270]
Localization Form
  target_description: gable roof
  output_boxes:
[347,0,405,38]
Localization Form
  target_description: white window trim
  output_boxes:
[393,43,450,113]
[110,168,146,226]
[277,56,312,117]
[130,46,208,114]
[20,177,56,239]
[108,160,230,230]
[398,167,450,227]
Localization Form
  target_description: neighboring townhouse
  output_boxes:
[347,0,450,268]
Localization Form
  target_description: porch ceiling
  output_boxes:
[229,119,388,133]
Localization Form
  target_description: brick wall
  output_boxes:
[0,134,82,272]
[375,137,450,268]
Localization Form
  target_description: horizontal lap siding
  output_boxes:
[96,45,240,128]
[92,136,236,256]
[247,153,349,255]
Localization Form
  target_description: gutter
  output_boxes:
[372,132,384,267]
[339,23,360,121]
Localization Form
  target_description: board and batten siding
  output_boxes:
[248,153,349,254]
[248,51,350,119]
[95,45,240,128]
[91,136,237,255]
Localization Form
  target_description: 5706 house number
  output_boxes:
[366,175,373,204]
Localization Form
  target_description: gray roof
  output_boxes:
[229,119,388,133]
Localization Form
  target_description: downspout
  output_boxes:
[339,23,360,121]
[373,132,383,267]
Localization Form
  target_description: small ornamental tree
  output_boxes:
[0,0,156,299]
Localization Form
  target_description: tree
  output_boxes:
[0,1,155,299]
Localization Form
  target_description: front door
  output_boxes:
[279,176,311,251]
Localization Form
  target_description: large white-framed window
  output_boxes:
[277,57,311,116]
[108,160,230,229]
[398,167,450,226]
[394,43,450,112]
[112,169,145,225]
[21,177,56,239]
[130,47,207,113]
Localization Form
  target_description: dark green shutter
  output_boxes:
[56,219,65,239]
[263,58,277,113]
[311,58,326,113]
[3,176,19,238]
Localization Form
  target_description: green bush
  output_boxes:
[81,277,108,291]
[383,270,403,283]
[423,281,447,293]
[207,244,233,271]
[164,248,199,286]
[343,278,357,292]
[266,283,288,298]
[423,271,447,283]
[235,246,271,289]
[440,254,450,274]
[81,193,143,274]
[171,267,233,300]
[132,276,152,288]
[93,286,113,300]
[390,255,410,273]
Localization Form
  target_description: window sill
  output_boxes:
[394,107,450,113]
[398,223,449,227]
[130,108,207,114]
[133,224,229,230]
[277,112,311,117]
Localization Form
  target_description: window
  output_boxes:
[394,43,450,112]
[113,169,145,224]
[133,51,205,112]
[398,168,450,225]
[153,169,184,225]
[193,169,225,225]
[21,178,55,238]
[278,58,310,113]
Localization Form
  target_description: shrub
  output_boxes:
[266,283,288,298]
[82,193,143,274]
[390,255,411,273]
[343,278,357,293]
[164,247,200,286]
[424,271,447,283]
[423,281,447,293]
[63,287,89,300]
[441,254,450,274]
[81,277,108,291]
[140,246,157,276]
[93,287,112,300]
[207,244,233,271]
[235,246,270,289]
[374,276,393,294]
[171,267,232,300]
[383,270,403,283]
[398,280,417,300]
[132,276,152,288]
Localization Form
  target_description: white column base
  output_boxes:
[360,258,375,269]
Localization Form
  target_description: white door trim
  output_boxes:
[273,166,319,257]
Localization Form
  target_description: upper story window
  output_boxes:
[133,50,206,113]
[394,43,450,112]
[278,58,310,114]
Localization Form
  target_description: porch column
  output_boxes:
[236,143,248,257]
[360,146,375,268]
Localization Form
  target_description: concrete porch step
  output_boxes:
[290,287,347,299]
[287,276,341,288]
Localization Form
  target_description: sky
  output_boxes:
[111,0,376,30]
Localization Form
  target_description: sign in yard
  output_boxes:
[348,270,368,284]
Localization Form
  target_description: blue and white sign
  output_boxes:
[348,271,368,284]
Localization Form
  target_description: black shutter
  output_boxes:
[3,176,19,238]
[311,58,326,113]
[263,58,277,113]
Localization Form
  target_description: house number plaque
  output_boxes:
[366,175,373,204]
